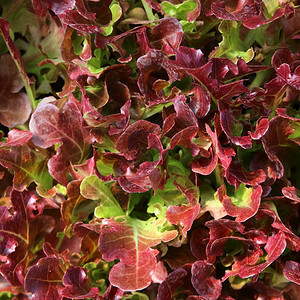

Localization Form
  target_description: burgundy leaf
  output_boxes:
[222,237,263,281]
[233,59,270,79]
[137,49,178,102]
[59,10,100,34]
[190,227,210,260]
[226,161,266,188]
[191,260,222,300]
[164,244,197,271]
[213,80,249,102]
[250,152,282,194]
[158,265,193,300]
[244,229,268,245]
[271,48,295,70]
[102,284,124,300]
[115,131,164,193]
[220,107,252,149]
[118,173,151,193]
[62,266,99,299]
[261,116,296,181]
[205,219,244,262]
[98,217,177,291]
[282,186,300,202]
[116,120,161,160]
[249,118,269,140]
[0,143,51,192]
[257,76,290,111]
[150,17,183,55]
[206,117,236,171]
[31,0,48,17]
[190,84,211,119]
[109,251,157,291]
[136,133,164,176]
[82,87,131,134]
[166,204,200,235]
[281,283,300,300]
[175,60,218,93]
[61,26,80,63]
[173,95,198,130]
[257,202,300,251]
[173,46,205,69]
[24,256,64,300]
[220,184,262,222]
[170,126,199,157]
[211,236,261,266]
[283,261,300,285]
[173,57,242,102]
[0,190,54,286]
[162,113,176,136]
[192,147,218,176]
[102,66,133,111]
[276,63,300,90]
[211,0,260,22]
[71,155,95,181]
[238,281,284,300]
[29,99,91,185]
[0,130,32,147]
[118,133,164,193]
[95,25,144,53]
[243,3,294,29]
[238,231,286,278]
[109,100,131,136]
[73,222,102,265]
[31,0,76,17]
[50,0,76,14]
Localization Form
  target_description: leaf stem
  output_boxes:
[15,124,29,131]
[0,19,36,109]
[141,0,156,21]
[55,232,65,250]
[214,164,223,187]
[10,50,36,108]
[24,81,36,109]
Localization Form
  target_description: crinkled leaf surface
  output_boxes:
[238,231,286,278]
[99,217,177,291]
[283,261,300,285]
[0,129,32,148]
[191,260,222,300]
[0,190,55,286]
[219,184,262,222]
[166,204,200,235]
[0,0,300,298]
[62,266,99,299]
[0,143,52,191]
[157,265,192,300]
[29,100,91,185]
[24,256,64,300]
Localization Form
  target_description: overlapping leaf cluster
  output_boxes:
[0,0,299,299]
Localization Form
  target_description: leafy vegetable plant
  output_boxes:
[0,0,299,299]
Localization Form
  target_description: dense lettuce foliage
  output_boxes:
[0,0,299,299]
